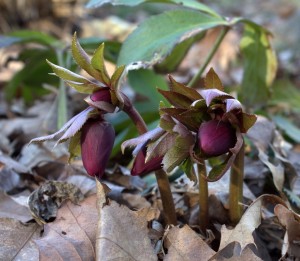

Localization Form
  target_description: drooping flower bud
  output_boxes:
[81,119,115,178]
[198,120,236,157]
[131,146,163,176]
[90,87,112,104]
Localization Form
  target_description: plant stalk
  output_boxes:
[198,160,209,232]
[229,139,245,224]
[188,26,230,88]
[56,49,68,129]
[123,97,177,225]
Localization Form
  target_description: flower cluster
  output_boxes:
[123,68,257,181]
[30,33,128,179]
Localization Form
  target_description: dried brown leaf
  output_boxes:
[164,225,216,261]
[220,195,285,253]
[274,204,300,258]
[219,196,262,251]
[96,181,157,261]
[0,218,40,261]
[35,195,98,261]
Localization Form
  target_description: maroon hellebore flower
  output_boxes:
[131,145,163,176]
[81,118,115,178]
[198,120,236,157]
[90,87,112,103]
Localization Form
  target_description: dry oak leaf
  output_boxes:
[220,194,285,253]
[0,218,40,261]
[219,195,264,252]
[274,204,300,258]
[164,225,216,261]
[96,180,157,261]
[35,194,98,261]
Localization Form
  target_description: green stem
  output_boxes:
[56,49,67,129]
[198,161,208,232]
[188,27,230,88]
[229,139,245,224]
[123,98,177,225]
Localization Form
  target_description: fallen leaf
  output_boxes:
[0,190,32,222]
[219,195,284,252]
[0,218,40,261]
[246,115,276,151]
[35,195,98,261]
[164,225,216,261]
[96,180,157,261]
[274,204,300,258]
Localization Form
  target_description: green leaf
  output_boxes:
[158,89,193,108]
[155,31,205,73]
[239,22,277,108]
[4,50,58,103]
[269,79,300,113]
[91,43,111,85]
[47,60,88,83]
[65,81,100,94]
[111,65,126,89]
[168,75,202,101]
[128,69,169,107]
[118,9,228,66]
[1,30,57,47]
[272,115,300,143]
[162,133,195,173]
[68,132,81,162]
[146,132,176,161]
[86,0,220,17]
[80,38,121,64]
[237,112,257,133]
[204,67,223,90]
[181,157,197,182]
[72,33,105,83]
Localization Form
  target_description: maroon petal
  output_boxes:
[131,146,163,176]
[198,120,236,157]
[90,87,112,103]
[81,119,115,178]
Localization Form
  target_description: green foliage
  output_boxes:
[86,0,220,17]
[118,9,228,67]
[239,22,277,108]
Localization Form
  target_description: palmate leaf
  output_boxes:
[72,33,109,84]
[118,9,228,67]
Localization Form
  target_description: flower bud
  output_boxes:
[198,120,236,157]
[90,87,112,104]
[81,119,115,178]
[131,146,163,176]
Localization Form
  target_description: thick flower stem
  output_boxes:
[188,26,230,88]
[123,98,177,225]
[198,161,209,232]
[229,139,245,225]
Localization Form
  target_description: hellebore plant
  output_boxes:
[30,33,177,225]
[123,68,257,229]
